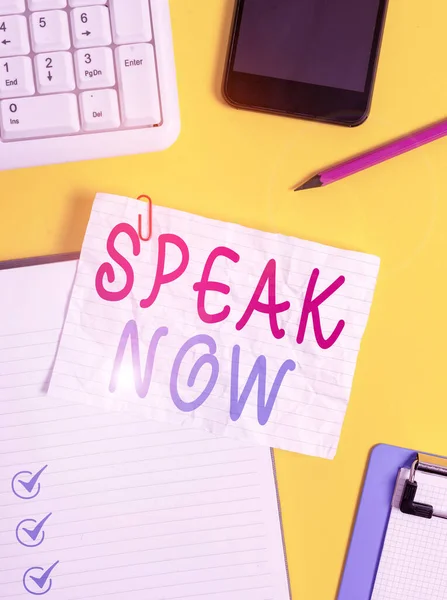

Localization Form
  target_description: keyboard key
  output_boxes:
[110,0,152,45]
[68,0,106,5]
[28,0,67,10]
[116,43,160,127]
[30,10,70,52]
[0,15,29,57]
[0,55,34,98]
[35,51,75,93]
[0,93,79,139]
[75,46,114,90]
[71,5,111,49]
[80,88,120,131]
[0,0,25,14]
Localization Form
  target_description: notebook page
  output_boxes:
[371,468,447,600]
[49,193,380,457]
[0,260,290,600]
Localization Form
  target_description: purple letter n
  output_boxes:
[109,320,168,398]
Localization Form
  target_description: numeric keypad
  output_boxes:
[0,1,162,141]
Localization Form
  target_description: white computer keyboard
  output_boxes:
[0,0,180,170]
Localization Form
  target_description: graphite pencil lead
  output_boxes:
[294,174,322,191]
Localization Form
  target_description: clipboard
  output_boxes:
[337,443,447,600]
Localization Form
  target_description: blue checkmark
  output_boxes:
[23,561,59,596]
[16,513,52,548]
[11,465,48,500]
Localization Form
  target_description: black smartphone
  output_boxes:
[224,0,388,127]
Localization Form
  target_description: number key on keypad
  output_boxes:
[30,10,70,53]
[28,0,67,10]
[71,6,111,49]
[74,46,114,90]
[0,55,34,98]
[0,1,25,16]
[0,93,79,140]
[35,51,74,93]
[30,10,69,53]
[0,15,29,57]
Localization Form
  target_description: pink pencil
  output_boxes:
[295,119,447,191]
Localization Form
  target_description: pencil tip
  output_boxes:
[294,174,322,191]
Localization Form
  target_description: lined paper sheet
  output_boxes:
[0,260,290,600]
[372,468,447,600]
[49,193,380,457]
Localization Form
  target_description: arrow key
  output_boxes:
[0,15,29,57]
[35,52,75,94]
[71,5,111,49]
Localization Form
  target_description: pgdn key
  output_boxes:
[0,93,80,140]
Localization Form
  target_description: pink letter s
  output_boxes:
[95,223,141,302]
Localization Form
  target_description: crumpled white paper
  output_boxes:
[49,193,380,458]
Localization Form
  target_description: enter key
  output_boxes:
[115,43,161,128]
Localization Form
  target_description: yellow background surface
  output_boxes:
[1,1,446,598]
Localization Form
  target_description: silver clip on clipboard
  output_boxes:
[400,452,447,520]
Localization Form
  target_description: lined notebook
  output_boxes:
[49,193,380,457]
[372,467,447,600]
[0,258,290,600]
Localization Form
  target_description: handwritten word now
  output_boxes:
[96,224,346,350]
[109,320,296,426]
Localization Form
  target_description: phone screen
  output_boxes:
[233,0,381,93]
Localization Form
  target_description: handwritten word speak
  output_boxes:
[95,224,346,350]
